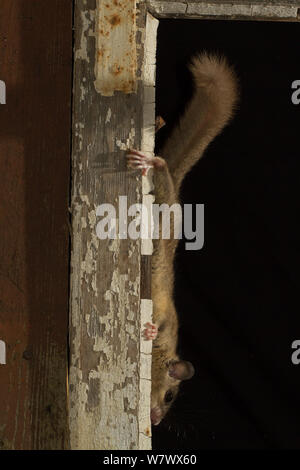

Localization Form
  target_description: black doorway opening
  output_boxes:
[153,18,300,450]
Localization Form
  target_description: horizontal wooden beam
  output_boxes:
[147,0,300,20]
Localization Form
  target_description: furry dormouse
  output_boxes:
[127,53,239,425]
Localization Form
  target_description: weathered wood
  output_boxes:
[69,0,157,450]
[148,0,300,5]
[147,0,300,20]
[141,256,152,299]
[94,0,137,95]
[0,0,72,449]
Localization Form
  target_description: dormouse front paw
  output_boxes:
[142,322,158,341]
[126,149,165,176]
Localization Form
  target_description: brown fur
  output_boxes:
[150,53,239,424]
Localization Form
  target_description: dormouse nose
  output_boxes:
[150,407,162,426]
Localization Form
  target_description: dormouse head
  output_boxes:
[151,358,195,426]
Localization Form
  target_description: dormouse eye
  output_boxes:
[164,390,174,403]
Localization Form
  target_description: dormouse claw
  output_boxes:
[126,149,154,176]
[126,149,166,175]
[143,322,158,341]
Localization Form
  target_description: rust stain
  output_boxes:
[95,0,137,95]
[110,63,124,76]
[145,427,150,437]
[109,14,121,26]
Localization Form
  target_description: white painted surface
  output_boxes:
[139,299,153,448]
[141,14,158,257]
[94,0,137,96]
[0,340,6,364]
[70,3,157,451]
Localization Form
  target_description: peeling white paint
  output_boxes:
[116,139,127,151]
[75,122,85,152]
[108,237,120,253]
[75,10,93,62]
[141,194,154,256]
[142,13,158,158]
[116,126,136,150]
[138,299,153,448]
[80,83,87,102]
[140,13,158,260]
[78,189,90,207]
[80,208,99,296]
[70,0,153,452]
[147,0,187,15]
[105,108,112,124]
[70,205,142,448]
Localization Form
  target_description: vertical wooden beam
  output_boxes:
[69,0,157,449]
[0,0,72,449]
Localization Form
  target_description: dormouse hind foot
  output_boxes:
[126,149,165,176]
[143,322,158,341]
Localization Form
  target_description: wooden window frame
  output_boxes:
[69,0,300,450]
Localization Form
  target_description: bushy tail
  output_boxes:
[161,53,239,195]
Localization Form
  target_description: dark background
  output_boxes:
[153,19,300,449]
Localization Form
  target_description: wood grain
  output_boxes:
[148,0,300,20]
[0,0,72,450]
[69,0,154,450]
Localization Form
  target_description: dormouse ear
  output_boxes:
[168,360,195,381]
